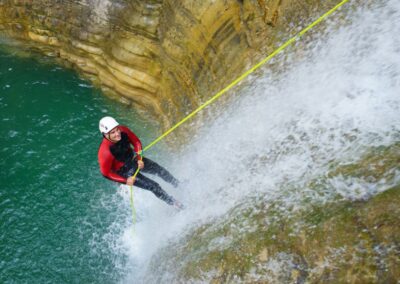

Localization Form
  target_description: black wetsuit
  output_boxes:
[98,125,179,205]
[117,156,179,205]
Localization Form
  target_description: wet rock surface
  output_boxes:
[145,144,400,283]
[0,0,337,129]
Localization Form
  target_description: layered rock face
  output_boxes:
[0,0,337,129]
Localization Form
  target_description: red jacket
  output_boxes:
[98,125,142,183]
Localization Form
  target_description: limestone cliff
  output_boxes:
[0,0,338,130]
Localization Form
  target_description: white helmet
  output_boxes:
[99,116,119,134]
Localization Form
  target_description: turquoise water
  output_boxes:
[0,46,155,283]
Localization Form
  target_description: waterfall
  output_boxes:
[100,0,400,281]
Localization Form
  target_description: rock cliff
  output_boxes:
[145,143,400,283]
[0,0,337,129]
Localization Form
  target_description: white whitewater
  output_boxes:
[102,0,400,282]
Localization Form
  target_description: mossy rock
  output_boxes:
[148,187,399,283]
[146,144,400,283]
[328,142,400,181]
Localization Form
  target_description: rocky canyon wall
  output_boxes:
[0,0,337,129]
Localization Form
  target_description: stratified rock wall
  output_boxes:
[0,0,336,128]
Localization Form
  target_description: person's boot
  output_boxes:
[171,177,180,188]
[172,199,185,211]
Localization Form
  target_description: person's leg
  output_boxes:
[140,157,179,187]
[134,172,176,205]
[116,160,138,178]
[116,159,183,208]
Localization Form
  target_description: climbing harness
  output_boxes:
[128,0,350,227]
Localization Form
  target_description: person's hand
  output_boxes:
[137,159,144,169]
[126,176,136,186]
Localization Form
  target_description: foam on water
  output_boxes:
[97,0,400,281]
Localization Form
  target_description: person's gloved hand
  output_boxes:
[126,176,136,186]
[137,160,144,169]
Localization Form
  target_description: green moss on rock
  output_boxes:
[147,144,400,283]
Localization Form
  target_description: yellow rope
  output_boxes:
[129,0,350,225]
[129,166,140,229]
[143,0,350,152]
[129,185,136,230]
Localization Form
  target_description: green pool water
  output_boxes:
[0,46,156,283]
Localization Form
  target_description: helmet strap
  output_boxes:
[103,132,118,143]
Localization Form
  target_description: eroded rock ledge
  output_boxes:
[0,0,337,128]
[145,143,400,283]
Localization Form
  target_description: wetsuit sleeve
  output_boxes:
[120,125,143,160]
[98,146,127,184]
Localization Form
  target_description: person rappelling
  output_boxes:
[97,116,184,210]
